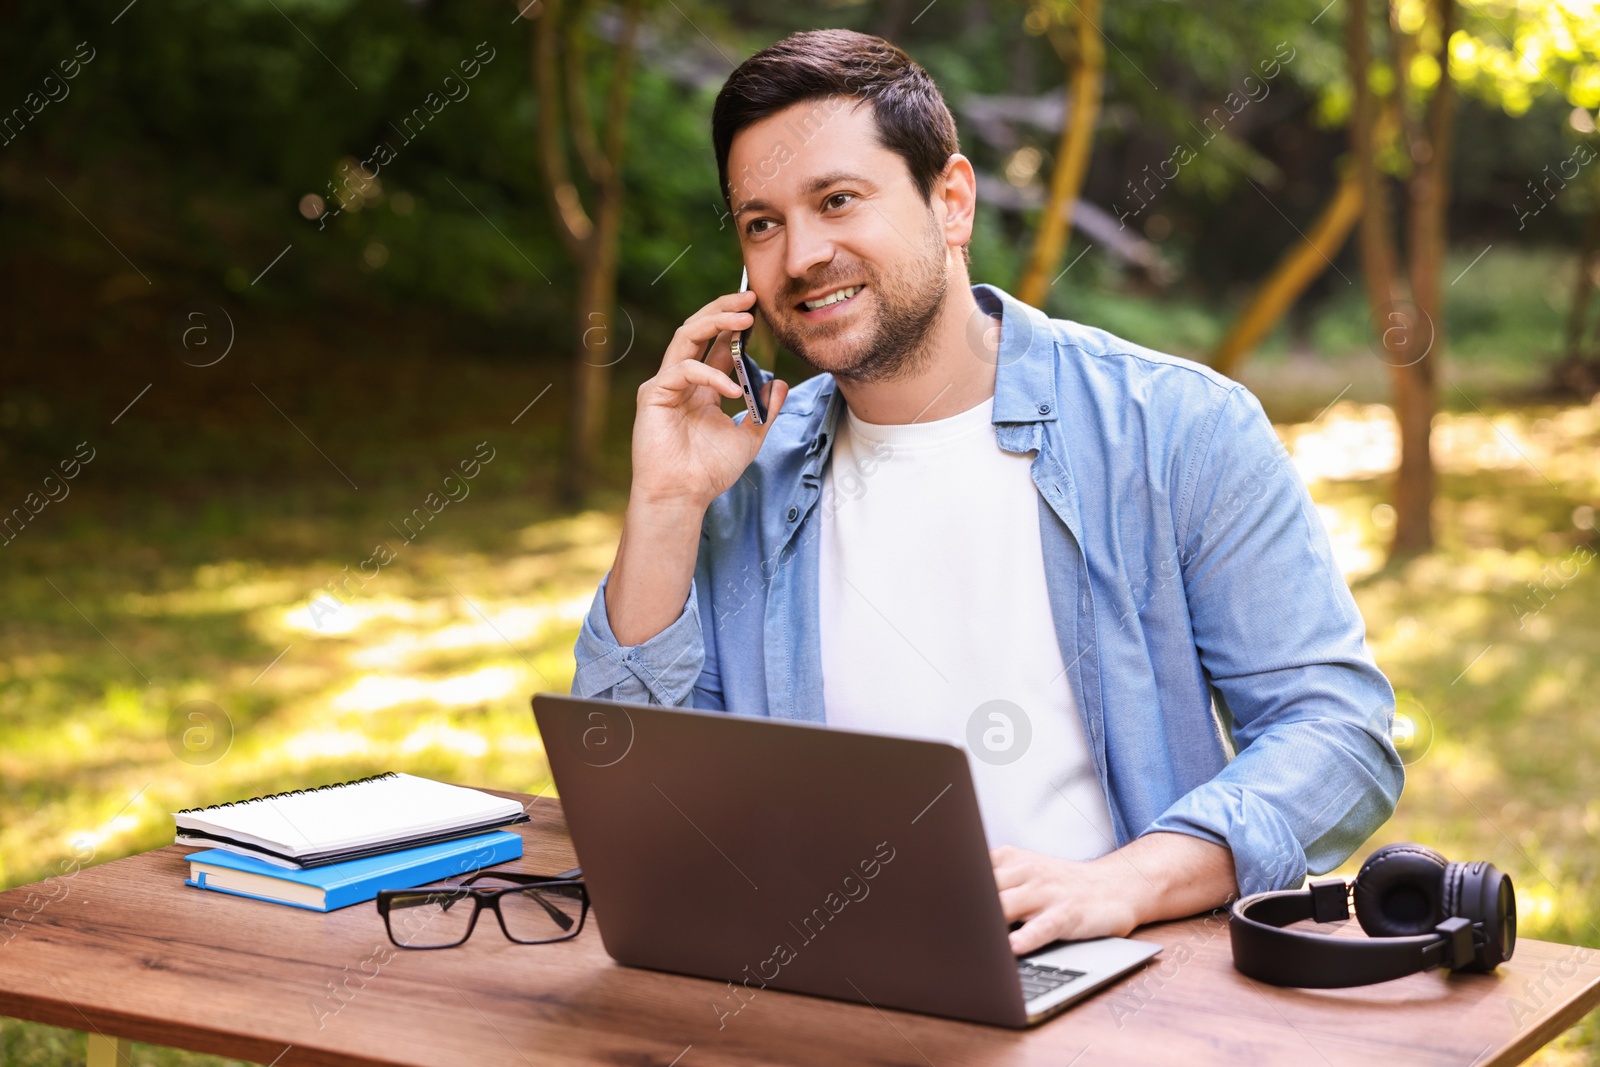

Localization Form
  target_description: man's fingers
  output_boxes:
[703,330,736,375]
[658,357,742,400]
[997,882,1050,924]
[667,310,755,367]
[1009,913,1061,956]
[683,288,759,331]
[991,851,1032,892]
[747,378,788,434]
[768,378,788,418]
[665,296,758,369]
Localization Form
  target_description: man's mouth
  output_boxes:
[796,284,865,318]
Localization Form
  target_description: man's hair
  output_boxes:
[712,29,964,239]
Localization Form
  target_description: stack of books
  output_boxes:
[174,772,528,911]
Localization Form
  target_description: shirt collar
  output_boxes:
[973,282,1060,425]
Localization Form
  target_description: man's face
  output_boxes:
[727,98,953,383]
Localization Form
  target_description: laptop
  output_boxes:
[531,693,1161,1028]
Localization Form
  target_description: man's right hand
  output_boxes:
[603,288,790,650]
[629,288,789,512]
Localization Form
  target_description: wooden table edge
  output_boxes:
[1493,985,1600,1067]
[6,793,1600,1067]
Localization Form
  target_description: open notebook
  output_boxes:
[173,772,529,868]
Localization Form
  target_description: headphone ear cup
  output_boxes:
[1441,861,1466,918]
[1353,843,1449,937]
[1447,860,1517,971]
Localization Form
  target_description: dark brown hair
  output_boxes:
[711,29,961,213]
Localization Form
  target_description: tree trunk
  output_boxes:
[1565,205,1598,363]
[1210,167,1363,379]
[1016,0,1104,308]
[572,247,617,500]
[1557,197,1600,396]
[1346,0,1452,558]
[1386,0,1455,556]
[531,0,643,503]
[1348,0,1402,331]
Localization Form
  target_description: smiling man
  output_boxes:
[571,29,1403,954]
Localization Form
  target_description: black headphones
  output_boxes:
[1230,843,1517,987]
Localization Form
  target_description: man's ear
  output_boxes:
[935,153,979,254]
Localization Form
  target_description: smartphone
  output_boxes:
[700,266,767,425]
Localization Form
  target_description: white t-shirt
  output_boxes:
[818,394,1117,862]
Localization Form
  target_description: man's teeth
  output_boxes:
[803,285,861,310]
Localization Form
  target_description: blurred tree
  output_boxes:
[1209,165,1363,377]
[1443,0,1600,394]
[1346,0,1457,557]
[532,0,646,502]
[1341,0,1600,555]
[1563,165,1600,395]
[1206,87,1411,378]
[3,0,1593,450]
[1015,0,1104,306]
[1044,0,1360,345]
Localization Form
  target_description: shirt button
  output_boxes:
[1038,403,1051,415]
[786,506,799,522]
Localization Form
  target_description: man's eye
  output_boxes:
[746,218,771,235]
[825,193,855,210]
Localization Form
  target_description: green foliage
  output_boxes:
[1449,0,1600,114]
[2,0,1592,342]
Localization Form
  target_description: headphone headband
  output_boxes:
[1231,880,1478,987]
[1229,845,1515,988]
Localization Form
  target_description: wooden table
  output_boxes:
[2,791,1597,1066]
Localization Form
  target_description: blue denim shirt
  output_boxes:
[572,282,1402,897]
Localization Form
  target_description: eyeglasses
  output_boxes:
[376,869,589,949]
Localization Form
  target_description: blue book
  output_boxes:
[184,830,523,912]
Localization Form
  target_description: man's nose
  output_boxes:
[783,214,836,283]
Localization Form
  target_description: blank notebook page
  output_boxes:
[172,773,524,857]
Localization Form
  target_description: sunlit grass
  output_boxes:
[0,507,620,894]
[2,395,1598,1063]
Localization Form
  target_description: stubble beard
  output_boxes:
[763,210,951,386]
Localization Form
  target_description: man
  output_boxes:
[571,28,1402,955]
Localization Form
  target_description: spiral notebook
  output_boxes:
[172,772,529,869]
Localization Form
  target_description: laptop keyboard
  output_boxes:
[1017,960,1087,1002]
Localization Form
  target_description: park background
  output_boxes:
[2,0,1598,1061]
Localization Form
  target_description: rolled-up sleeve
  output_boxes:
[571,571,707,707]
[1143,385,1404,896]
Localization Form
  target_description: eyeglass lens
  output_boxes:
[496,884,584,943]
[387,888,478,948]
[386,882,583,947]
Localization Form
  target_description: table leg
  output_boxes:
[86,1032,131,1066]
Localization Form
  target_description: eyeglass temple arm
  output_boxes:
[457,866,581,885]
[527,891,576,931]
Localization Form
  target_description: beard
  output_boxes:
[761,210,951,385]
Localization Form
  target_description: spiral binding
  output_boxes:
[175,771,398,814]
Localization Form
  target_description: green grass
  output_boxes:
[0,1026,253,1067]
[2,249,1598,1063]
